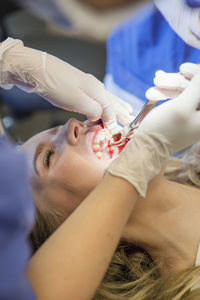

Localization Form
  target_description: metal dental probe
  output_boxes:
[111,99,159,146]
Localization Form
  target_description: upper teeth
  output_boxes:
[93,129,106,142]
[93,144,100,152]
[93,128,113,159]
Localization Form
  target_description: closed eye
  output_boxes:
[43,147,55,168]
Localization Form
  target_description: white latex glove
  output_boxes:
[154,0,200,49]
[108,74,200,197]
[146,63,200,101]
[0,38,133,133]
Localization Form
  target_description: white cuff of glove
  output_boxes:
[107,128,172,198]
[108,74,200,198]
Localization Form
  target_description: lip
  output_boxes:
[61,119,127,161]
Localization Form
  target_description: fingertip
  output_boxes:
[145,87,161,101]
[180,62,200,79]
[155,70,165,76]
[153,74,168,87]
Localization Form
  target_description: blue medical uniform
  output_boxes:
[105,4,200,113]
[0,136,35,300]
[186,0,200,7]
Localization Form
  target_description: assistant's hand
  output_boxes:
[146,63,200,101]
[108,74,200,197]
[154,0,200,49]
[0,38,133,132]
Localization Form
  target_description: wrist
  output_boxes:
[108,129,170,198]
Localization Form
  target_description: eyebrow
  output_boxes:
[33,142,46,176]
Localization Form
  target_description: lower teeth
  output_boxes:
[93,144,100,152]
[96,151,103,159]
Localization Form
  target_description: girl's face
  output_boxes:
[21,119,124,211]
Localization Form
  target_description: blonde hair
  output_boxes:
[30,145,200,299]
[29,178,70,252]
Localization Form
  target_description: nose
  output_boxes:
[54,118,85,147]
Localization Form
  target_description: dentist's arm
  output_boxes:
[0,38,133,132]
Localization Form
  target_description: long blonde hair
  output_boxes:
[30,145,200,299]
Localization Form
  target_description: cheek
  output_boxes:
[49,151,105,197]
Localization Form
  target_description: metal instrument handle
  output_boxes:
[122,100,159,138]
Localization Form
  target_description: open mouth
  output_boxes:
[92,125,126,160]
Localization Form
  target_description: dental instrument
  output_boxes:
[111,99,159,146]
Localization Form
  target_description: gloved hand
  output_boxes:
[154,0,200,49]
[0,38,133,133]
[146,63,200,101]
[108,74,200,197]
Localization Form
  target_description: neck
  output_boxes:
[122,174,200,274]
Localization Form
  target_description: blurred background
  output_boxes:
[0,0,149,142]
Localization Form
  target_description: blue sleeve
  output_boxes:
[106,3,200,102]
[186,0,200,7]
[0,136,36,300]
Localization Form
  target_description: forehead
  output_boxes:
[22,128,56,152]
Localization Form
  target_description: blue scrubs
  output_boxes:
[0,136,35,300]
[186,0,200,7]
[105,4,200,114]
